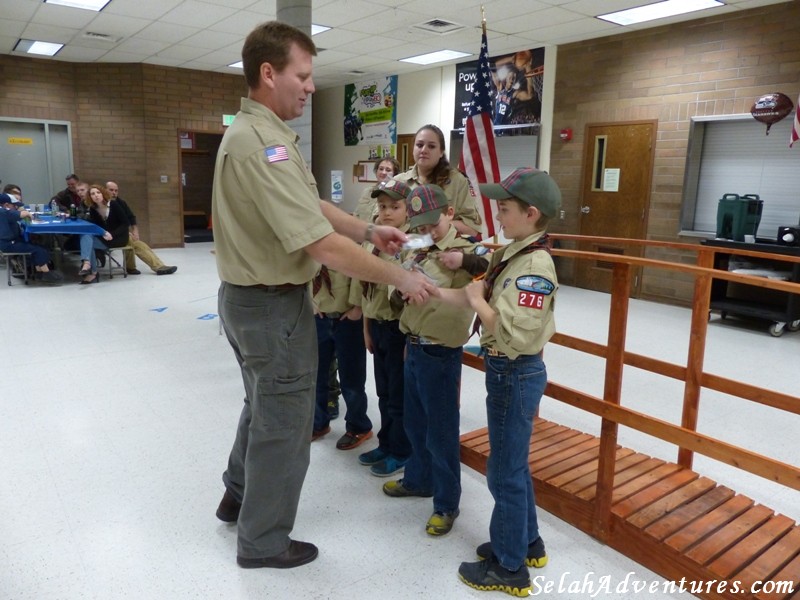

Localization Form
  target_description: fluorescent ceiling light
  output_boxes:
[228,61,243,69]
[14,39,64,56]
[44,0,111,10]
[597,0,724,26]
[400,49,470,66]
[311,24,331,35]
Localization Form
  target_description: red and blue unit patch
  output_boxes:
[265,145,289,163]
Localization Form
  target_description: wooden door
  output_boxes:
[574,121,656,296]
[396,133,416,171]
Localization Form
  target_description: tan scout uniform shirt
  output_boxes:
[480,231,557,359]
[313,266,361,315]
[394,166,482,233]
[212,97,334,286]
[358,225,408,322]
[353,185,378,223]
[399,226,483,347]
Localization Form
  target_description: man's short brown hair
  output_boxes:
[242,21,316,89]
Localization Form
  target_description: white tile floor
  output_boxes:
[1,242,798,599]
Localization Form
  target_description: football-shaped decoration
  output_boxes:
[751,92,794,135]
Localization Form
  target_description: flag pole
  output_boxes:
[481,6,498,244]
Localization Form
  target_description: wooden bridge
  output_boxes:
[459,236,800,600]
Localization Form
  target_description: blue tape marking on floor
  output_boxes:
[150,307,168,312]
[197,313,218,320]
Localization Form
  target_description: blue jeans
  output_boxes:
[403,341,462,513]
[313,315,371,433]
[79,234,107,272]
[485,352,546,571]
[369,320,410,459]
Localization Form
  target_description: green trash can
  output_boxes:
[715,193,763,241]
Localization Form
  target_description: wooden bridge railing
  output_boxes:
[467,234,800,543]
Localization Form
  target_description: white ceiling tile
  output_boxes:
[2,0,40,21]
[208,10,271,35]
[29,4,96,29]
[242,0,276,17]
[156,43,210,61]
[135,21,201,43]
[102,0,185,20]
[20,23,80,44]
[82,13,154,38]
[0,20,27,38]
[312,0,389,27]
[159,0,239,28]
[112,37,170,55]
[143,56,185,67]
[179,29,242,49]
[0,34,20,53]
[55,45,109,61]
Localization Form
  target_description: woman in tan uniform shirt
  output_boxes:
[394,124,482,237]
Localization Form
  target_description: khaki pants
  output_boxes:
[124,240,165,272]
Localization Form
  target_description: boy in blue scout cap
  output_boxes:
[431,167,561,596]
[356,179,414,476]
[382,184,489,537]
[1,187,64,284]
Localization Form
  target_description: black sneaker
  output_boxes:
[156,266,177,275]
[458,556,531,597]
[476,536,547,568]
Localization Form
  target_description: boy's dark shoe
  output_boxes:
[382,478,433,498]
[476,536,548,568]
[426,509,459,536]
[126,268,141,275]
[156,265,177,275]
[458,556,531,597]
[215,489,241,523]
[237,540,318,569]
[327,399,339,419]
[311,425,331,441]
[335,430,372,450]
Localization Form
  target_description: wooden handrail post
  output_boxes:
[594,262,631,541]
[677,248,714,468]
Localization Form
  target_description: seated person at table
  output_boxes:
[76,183,130,284]
[0,188,63,284]
[51,173,82,212]
[106,181,177,276]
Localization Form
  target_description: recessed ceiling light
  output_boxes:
[44,0,111,11]
[228,61,243,69]
[311,24,331,35]
[597,0,724,26]
[14,39,64,56]
[400,49,470,65]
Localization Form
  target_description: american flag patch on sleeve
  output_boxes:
[264,145,289,163]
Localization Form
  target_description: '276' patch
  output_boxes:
[518,292,545,309]
[515,275,555,294]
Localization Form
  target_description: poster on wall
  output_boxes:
[344,75,398,146]
[454,48,545,132]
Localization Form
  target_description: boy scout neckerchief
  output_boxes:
[313,265,333,297]
[472,234,552,336]
[361,246,382,298]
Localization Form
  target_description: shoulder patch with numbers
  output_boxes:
[264,145,289,163]
[515,275,555,295]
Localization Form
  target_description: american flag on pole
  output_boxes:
[791,93,800,148]
[458,20,501,239]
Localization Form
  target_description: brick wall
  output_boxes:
[549,2,800,304]
[0,56,244,246]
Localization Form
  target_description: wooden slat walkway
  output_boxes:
[461,420,800,600]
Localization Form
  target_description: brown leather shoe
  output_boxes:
[237,540,319,569]
[311,425,331,441]
[215,489,241,523]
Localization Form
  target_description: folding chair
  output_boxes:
[0,251,32,286]
[105,245,133,279]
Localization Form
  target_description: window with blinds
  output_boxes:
[681,115,800,239]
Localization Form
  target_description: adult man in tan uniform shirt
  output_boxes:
[212,21,432,570]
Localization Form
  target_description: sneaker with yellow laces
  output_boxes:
[458,555,532,597]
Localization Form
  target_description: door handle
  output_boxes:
[581,206,591,214]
